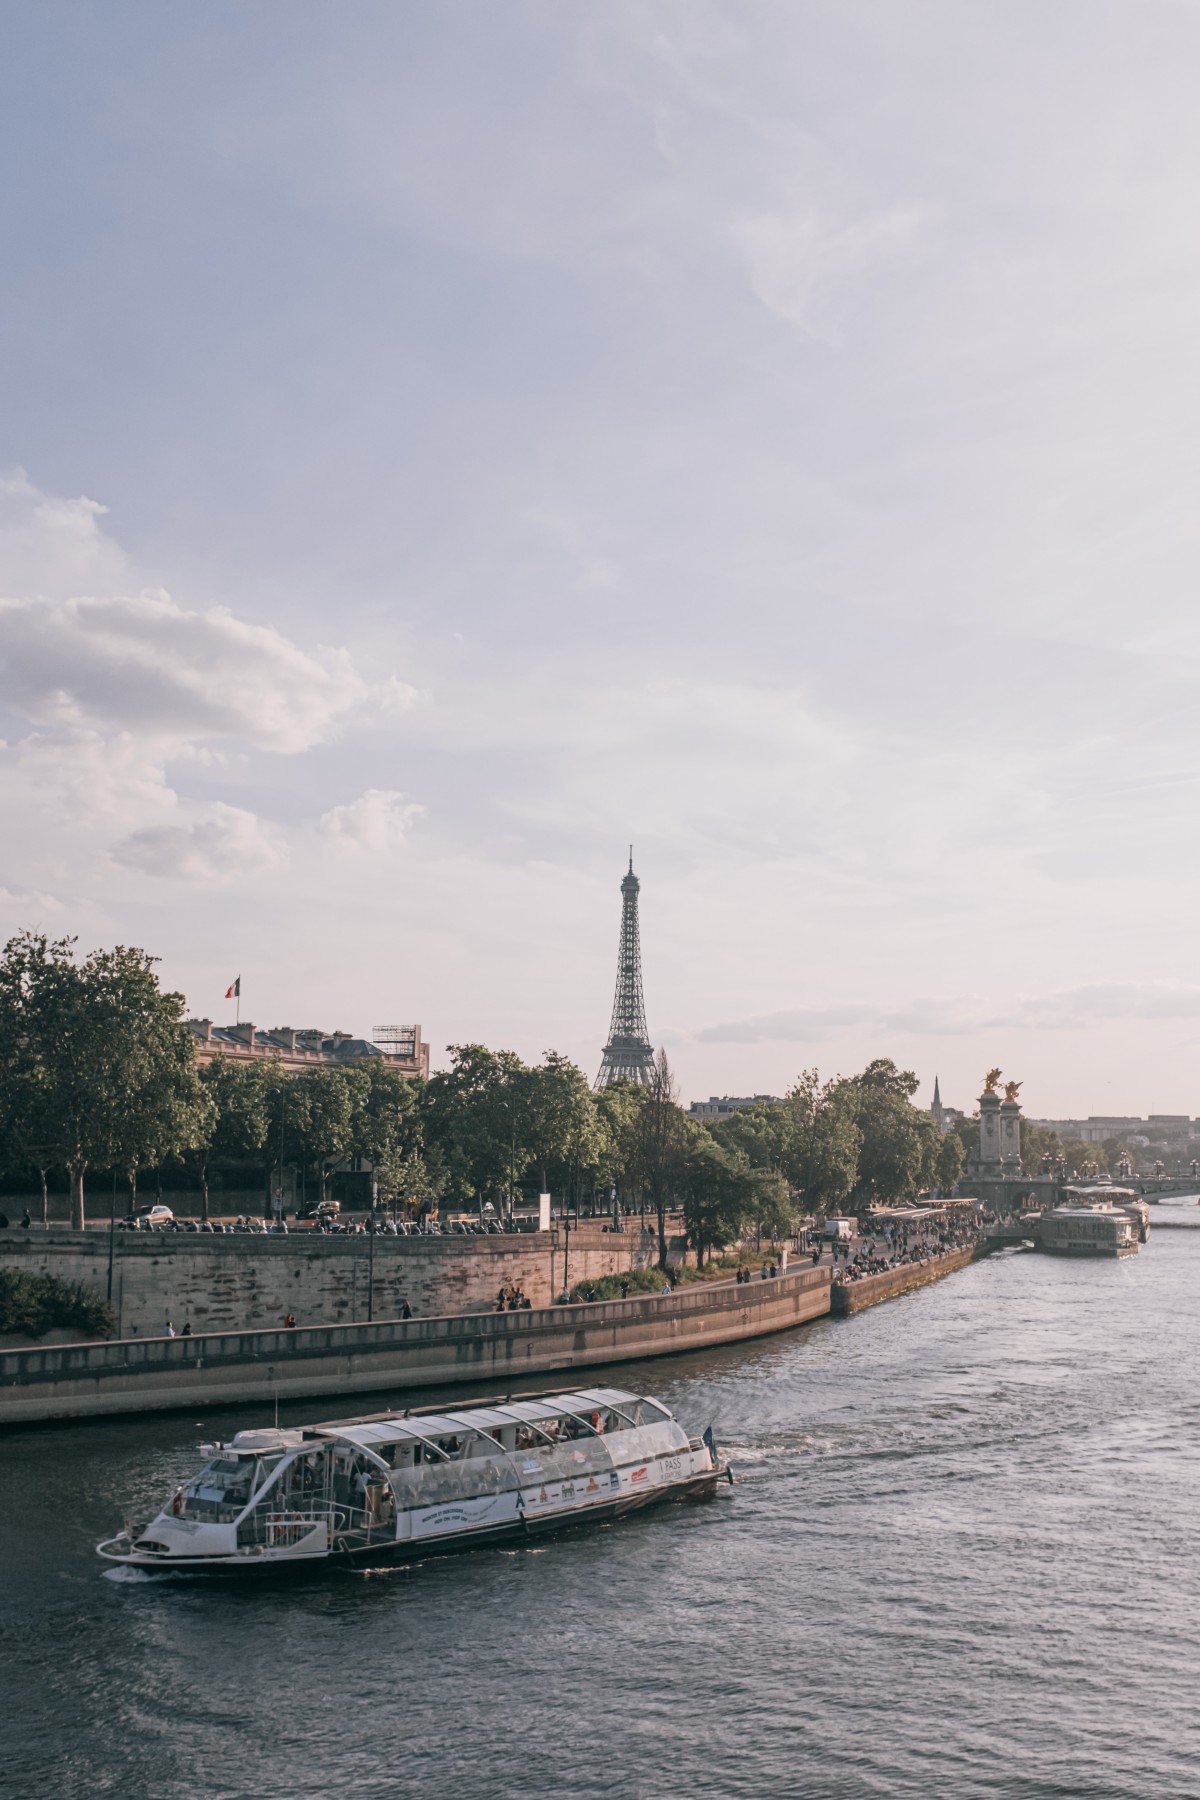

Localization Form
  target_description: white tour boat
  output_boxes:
[97,1387,726,1572]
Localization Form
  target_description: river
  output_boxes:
[3,1215,1200,1799]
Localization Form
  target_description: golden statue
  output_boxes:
[983,1067,1002,1095]
[1003,1080,1022,1103]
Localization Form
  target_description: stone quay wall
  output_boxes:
[0,1225,675,1339]
[0,1265,833,1424]
[829,1245,982,1317]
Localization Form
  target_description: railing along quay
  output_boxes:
[0,1265,833,1425]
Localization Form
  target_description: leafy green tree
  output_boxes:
[633,1048,690,1268]
[932,1127,964,1193]
[523,1051,604,1211]
[289,1067,359,1206]
[352,1062,442,1216]
[845,1059,931,1205]
[778,1072,862,1218]
[0,933,205,1228]
[183,1056,277,1220]
[423,1044,532,1209]
[593,1080,648,1211]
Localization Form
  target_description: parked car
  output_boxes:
[123,1204,175,1230]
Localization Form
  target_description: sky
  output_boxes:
[3,1,1200,1117]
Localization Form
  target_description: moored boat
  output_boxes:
[97,1387,725,1572]
[1036,1201,1139,1258]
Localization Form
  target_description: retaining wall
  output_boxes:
[829,1246,981,1316]
[0,1265,832,1424]
[0,1225,669,1336]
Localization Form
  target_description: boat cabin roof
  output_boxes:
[314,1387,659,1451]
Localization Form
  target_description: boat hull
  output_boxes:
[98,1466,725,1575]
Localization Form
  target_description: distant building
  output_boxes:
[187,1020,430,1081]
[1026,1114,1197,1146]
[929,1075,964,1135]
[689,1094,781,1119]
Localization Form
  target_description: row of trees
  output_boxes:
[0,933,962,1261]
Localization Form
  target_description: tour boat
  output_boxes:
[1037,1201,1139,1258]
[96,1387,726,1572]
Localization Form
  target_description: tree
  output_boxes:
[352,1061,441,1216]
[777,1072,861,1218]
[634,1048,690,1268]
[0,933,206,1228]
[289,1067,358,1206]
[423,1045,532,1210]
[523,1052,603,1212]
[593,1080,648,1213]
[932,1127,964,1193]
[846,1059,931,1205]
[183,1056,277,1220]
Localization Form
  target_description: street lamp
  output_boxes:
[498,1098,517,1229]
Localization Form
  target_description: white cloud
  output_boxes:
[732,205,922,341]
[0,590,366,753]
[113,803,287,882]
[699,984,1200,1045]
[318,789,424,853]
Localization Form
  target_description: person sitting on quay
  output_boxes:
[163,1319,175,1338]
[283,1312,296,1328]
[181,1321,193,1337]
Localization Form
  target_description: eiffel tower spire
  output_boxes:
[595,848,655,1089]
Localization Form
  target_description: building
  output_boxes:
[688,1094,781,1119]
[929,1075,964,1135]
[187,1020,430,1080]
[1026,1115,1197,1146]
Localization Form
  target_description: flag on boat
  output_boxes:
[224,977,241,999]
[702,1424,717,1458]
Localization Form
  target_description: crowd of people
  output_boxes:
[830,1212,984,1284]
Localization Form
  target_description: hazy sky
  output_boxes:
[4,2,1200,1116]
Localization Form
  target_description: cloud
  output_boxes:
[733,205,922,341]
[318,788,424,852]
[0,591,367,753]
[113,803,287,882]
[698,983,1200,1044]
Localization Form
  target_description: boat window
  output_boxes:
[181,1455,278,1523]
[512,1436,616,1486]
[389,1433,518,1508]
[607,1421,690,1465]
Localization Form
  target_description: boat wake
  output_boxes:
[102,1564,178,1584]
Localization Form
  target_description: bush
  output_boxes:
[568,1267,668,1302]
[0,1269,115,1339]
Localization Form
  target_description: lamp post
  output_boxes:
[498,1098,517,1229]
[107,1167,117,1302]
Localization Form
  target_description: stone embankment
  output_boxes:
[0,1223,675,1337]
[829,1245,982,1316]
[0,1264,833,1424]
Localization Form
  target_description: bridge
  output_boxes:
[1133,1176,1200,1198]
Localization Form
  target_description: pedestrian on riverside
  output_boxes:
[620,1277,630,1299]
[400,1300,413,1319]
[284,1312,296,1328]
[181,1321,192,1337]
[163,1320,175,1338]
[20,1208,30,1229]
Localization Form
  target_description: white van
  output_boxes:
[822,1218,854,1241]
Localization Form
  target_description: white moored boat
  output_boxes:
[97,1387,725,1572]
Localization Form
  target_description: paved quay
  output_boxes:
[0,1263,832,1425]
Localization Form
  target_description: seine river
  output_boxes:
[4,1215,1200,1799]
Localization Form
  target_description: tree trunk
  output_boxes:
[656,1197,668,1270]
[128,1168,137,1214]
[70,1165,86,1230]
[38,1167,49,1227]
[200,1164,209,1223]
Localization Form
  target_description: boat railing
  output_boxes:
[235,1500,388,1550]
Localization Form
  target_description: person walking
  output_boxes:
[163,1320,175,1338]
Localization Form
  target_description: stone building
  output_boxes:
[186,1020,429,1080]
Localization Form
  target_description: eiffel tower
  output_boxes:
[596,849,656,1089]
